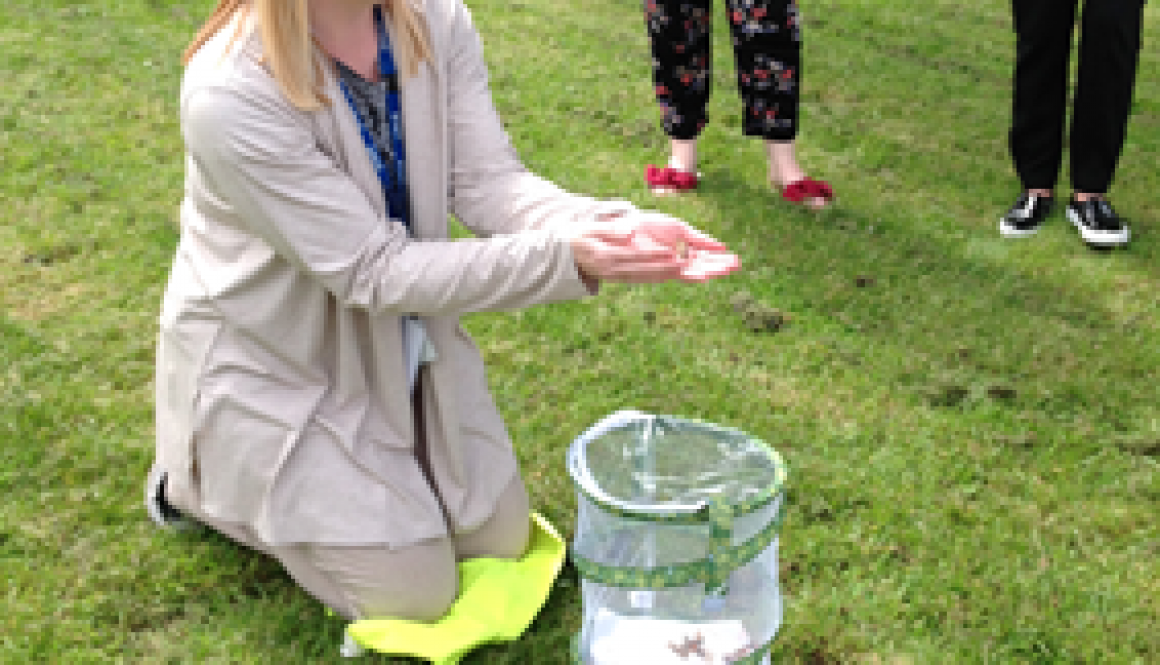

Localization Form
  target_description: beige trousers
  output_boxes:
[171,372,531,621]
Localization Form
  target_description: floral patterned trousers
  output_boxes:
[644,0,802,141]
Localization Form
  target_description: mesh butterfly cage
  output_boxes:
[567,411,788,665]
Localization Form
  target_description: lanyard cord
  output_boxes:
[337,5,410,232]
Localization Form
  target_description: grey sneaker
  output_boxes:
[999,192,1054,237]
[145,465,189,529]
[1066,196,1130,248]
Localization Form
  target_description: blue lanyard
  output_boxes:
[337,5,410,231]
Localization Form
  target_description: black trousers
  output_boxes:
[1009,0,1145,194]
[645,0,802,141]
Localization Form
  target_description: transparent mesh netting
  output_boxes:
[567,411,786,665]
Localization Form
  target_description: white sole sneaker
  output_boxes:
[998,193,1053,238]
[998,219,1040,238]
[1066,207,1130,247]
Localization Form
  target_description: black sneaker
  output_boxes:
[999,192,1053,237]
[145,466,190,529]
[1066,196,1130,248]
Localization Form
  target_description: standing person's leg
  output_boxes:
[644,0,713,193]
[1062,0,1142,247]
[1069,0,1144,195]
[1001,0,1078,236]
[1009,0,1077,192]
[727,0,831,209]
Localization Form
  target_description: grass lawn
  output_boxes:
[2,0,1158,662]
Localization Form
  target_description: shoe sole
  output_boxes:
[145,465,191,530]
[1066,208,1130,247]
[998,218,1040,238]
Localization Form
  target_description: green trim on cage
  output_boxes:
[706,500,734,593]
[571,503,783,589]
[571,631,773,664]
[570,421,788,527]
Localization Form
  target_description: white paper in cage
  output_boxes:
[587,608,753,665]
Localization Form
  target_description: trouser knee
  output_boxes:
[280,538,459,622]
[351,555,458,622]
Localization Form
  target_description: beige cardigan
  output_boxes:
[155,0,634,547]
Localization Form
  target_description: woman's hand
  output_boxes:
[568,212,740,285]
[627,212,741,281]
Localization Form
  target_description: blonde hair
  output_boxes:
[183,0,431,110]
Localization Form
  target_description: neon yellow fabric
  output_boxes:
[347,512,566,664]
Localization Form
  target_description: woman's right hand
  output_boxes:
[568,212,740,285]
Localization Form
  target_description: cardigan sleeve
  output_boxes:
[181,72,592,315]
[441,0,636,237]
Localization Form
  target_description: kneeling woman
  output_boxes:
[148,0,738,622]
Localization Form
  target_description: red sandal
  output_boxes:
[780,177,834,208]
[645,164,699,194]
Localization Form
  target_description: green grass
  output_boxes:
[2,0,1158,662]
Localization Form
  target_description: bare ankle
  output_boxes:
[765,141,805,186]
[669,139,698,173]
